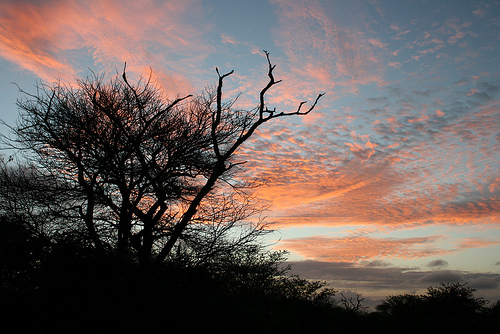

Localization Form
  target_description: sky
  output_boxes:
[0,0,499,307]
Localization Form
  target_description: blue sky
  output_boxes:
[0,0,499,306]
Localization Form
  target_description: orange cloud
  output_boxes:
[0,0,207,94]
[235,117,500,230]
[279,235,450,262]
[221,34,239,45]
[435,109,445,116]
[0,0,79,81]
[279,235,499,263]
[457,238,499,249]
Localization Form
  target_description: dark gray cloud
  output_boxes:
[477,81,500,94]
[470,91,493,102]
[426,259,448,268]
[416,271,464,284]
[364,260,392,268]
[469,276,499,290]
[366,96,389,105]
[288,260,500,308]
[453,79,469,86]
[412,89,433,97]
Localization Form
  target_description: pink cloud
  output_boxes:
[236,112,500,229]
[431,38,445,44]
[279,234,499,263]
[457,238,499,249]
[270,0,386,95]
[368,38,387,49]
[221,34,239,45]
[0,0,210,95]
[2,0,498,253]
[0,0,79,82]
[279,235,450,262]
[418,44,445,55]
[473,8,486,18]
[440,18,467,45]
[407,114,429,123]
[435,109,445,117]
[393,30,411,40]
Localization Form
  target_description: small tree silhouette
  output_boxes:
[424,281,487,317]
[339,292,367,313]
[376,293,424,316]
[375,282,490,333]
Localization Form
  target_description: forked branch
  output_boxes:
[153,52,324,268]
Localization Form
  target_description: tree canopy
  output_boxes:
[1,52,323,271]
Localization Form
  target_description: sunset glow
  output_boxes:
[1,0,499,305]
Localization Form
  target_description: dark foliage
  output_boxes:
[2,215,499,333]
[0,216,338,333]
[374,282,497,333]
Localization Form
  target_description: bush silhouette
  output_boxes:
[375,282,494,333]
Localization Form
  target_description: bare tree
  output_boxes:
[3,51,323,270]
[0,158,90,241]
[339,292,367,313]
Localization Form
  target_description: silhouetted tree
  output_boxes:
[0,216,338,333]
[339,292,368,313]
[0,215,46,291]
[424,281,487,316]
[2,51,323,271]
[375,282,491,334]
[376,292,424,317]
[486,299,500,327]
[0,158,94,244]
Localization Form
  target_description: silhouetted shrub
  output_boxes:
[0,217,340,333]
[374,282,495,334]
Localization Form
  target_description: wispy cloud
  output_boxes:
[221,34,239,45]
[279,235,450,262]
[270,0,386,97]
[0,0,212,94]
[235,64,500,230]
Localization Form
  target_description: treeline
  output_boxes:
[370,281,500,333]
[1,217,499,333]
[0,215,333,333]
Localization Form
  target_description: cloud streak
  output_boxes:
[278,235,498,263]
[235,64,500,229]
[280,235,450,262]
[269,0,386,100]
[0,0,212,94]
